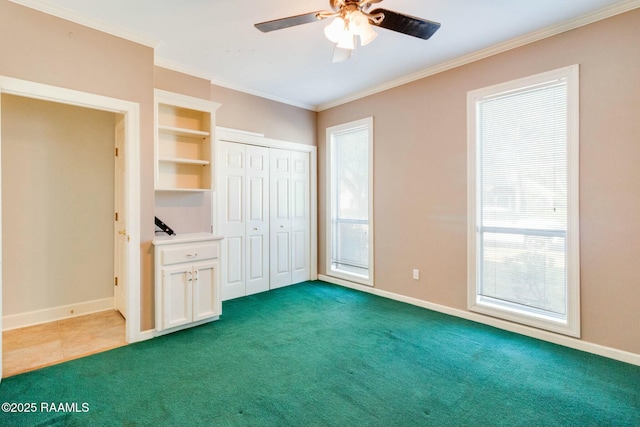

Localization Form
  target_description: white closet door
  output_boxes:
[291,151,310,284]
[245,145,270,295]
[219,141,246,300]
[269,148,293,289]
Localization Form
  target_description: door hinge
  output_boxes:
[115,277,118,286]
[115,147,119,157]
[115,212,119,221]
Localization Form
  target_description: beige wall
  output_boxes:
[2,95,115,315]
[212,85,317,146]
[318,9,640,355]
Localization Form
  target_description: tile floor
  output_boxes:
[2,310,126,378]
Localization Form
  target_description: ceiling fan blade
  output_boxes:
[369,8,441,40]
[255,11,326,32]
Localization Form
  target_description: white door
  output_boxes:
[270,149,293,289]
[192,261,220,321]
[291,151,310,284]
[114,115,127,318]
[245,145,270,295]
[219,141,246,300]
[161,264,193,330]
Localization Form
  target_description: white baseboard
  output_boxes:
[318,275,640,366]
[2,297,115,331]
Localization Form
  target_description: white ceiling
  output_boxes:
[12,0,637,110]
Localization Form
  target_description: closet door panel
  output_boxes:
[248,235,266,278]
[219,141,246,300]
[225,236,244,286]
[275,232,291,273]
[226,176,243,222]
[291,151,310,283]
[245,145,270,295]
[270,149,293,289]
[292,230,307,273]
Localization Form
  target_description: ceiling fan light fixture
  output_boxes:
[359,28,377,46]
[350,10,369,33]
[324,17,346,43]
[356,21,378,46]
[350,10,377,46]
[336,31,355,50]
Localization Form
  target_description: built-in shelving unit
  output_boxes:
[154,90,221,192]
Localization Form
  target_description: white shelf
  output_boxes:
[158,157,210,166]
[154,91,220,193]
[155,187,213,193]
[158,125,210,138]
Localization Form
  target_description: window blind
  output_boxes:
[477,78,568,317]
[332,126,370,271]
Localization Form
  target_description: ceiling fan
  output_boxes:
[255,0,441,62]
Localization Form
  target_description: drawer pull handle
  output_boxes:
[186,253,198,257]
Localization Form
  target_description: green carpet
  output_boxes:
[1,281,638,426]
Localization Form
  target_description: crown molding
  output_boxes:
[210,78,317,112]
[8,0,159,47]
[154,57,215,82]
[316,0,640,111]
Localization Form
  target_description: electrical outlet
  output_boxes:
[412,269,420,280]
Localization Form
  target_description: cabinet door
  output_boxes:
[246,145,270,295]
[192,261,221,322]
[161,264,193,330]
[219,141,246,300]
[269,149,293,289]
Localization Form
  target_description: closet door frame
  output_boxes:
[216,127,317,283]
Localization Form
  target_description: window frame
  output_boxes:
[467,65,580,337]
[326,117,374,286]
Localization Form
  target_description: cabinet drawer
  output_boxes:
[161,243,218,265]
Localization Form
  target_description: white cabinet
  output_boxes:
[153,234,222,334]
[218,137,311,300]
[154,90,221,192]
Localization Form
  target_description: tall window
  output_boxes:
[326,117,374,286]
[467,66,580,337]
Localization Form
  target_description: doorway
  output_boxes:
[0,76,141,380]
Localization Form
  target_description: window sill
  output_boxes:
[469,296,580,338]
[327,269,373,287]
